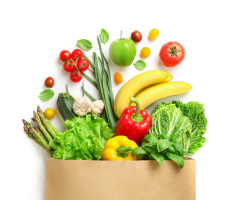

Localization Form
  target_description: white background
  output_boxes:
[1,0,250,199]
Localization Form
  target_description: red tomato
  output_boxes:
[70,70,82,82]
[77,58,89,72]
[72,49,84,61]
[44,77,55,88]
[131,31,142,42]
[159,41,185,67]
[59,50,71,62]
[63,59,76,72]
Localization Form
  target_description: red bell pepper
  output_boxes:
[115,97,152,144]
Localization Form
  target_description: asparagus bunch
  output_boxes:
[22,106,58,156]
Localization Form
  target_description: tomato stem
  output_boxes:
[164,45,185,60]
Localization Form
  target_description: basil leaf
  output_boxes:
[151,153,165,165]
[143,134,158,145]
[132,147,147,156]
[157,139,172,152]
[173,143,185,156]
[133,60,146,70]
[100,29,109,44]
[77,39,93,50]
[168,146,179,155]
[39,89,54,101]
[167,152,184,168]
[142,143,155,153]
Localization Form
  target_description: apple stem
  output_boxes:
[120,31,122,39]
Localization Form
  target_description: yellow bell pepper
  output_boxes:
[102,136,138,160]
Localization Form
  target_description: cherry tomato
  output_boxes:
[59,50,71,62]
[114,72,123,84]
[44,108,56,119]
[70,70,82,82]
[63,59,76,72]
[44,77,55,88]
[159,41,185,67]
[77,58,89,72]
[140,47,151,58]
[72,49,84,61]
[149,29,159,40]
[131,30,142,42]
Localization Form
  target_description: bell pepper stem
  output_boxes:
[118,146,133,153]
[130,97,144,123]
[116,145,133,158]
[130,97,141,117]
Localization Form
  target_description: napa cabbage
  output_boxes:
[150,103,192,152]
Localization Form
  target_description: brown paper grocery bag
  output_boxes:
[46,158,195,200]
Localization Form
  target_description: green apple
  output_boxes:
[109,38,136,67]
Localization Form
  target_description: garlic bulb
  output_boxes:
[91,100,104,116]
[73,96,92,116]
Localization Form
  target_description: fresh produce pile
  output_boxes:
[22,29,207,168]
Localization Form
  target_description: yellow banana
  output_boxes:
[130,81,192,109]
[114,70,172,118]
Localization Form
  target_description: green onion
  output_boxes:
[81,81,96,101]
[79,36,117,130]
[82,73,97,89]
[83,52,95,71]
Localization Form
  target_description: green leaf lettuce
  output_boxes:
[49,115,114,160]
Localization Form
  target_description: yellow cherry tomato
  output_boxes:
[149,29,159,40]
[114,72,123,84]
[140,47,151,58]
[44,108,56,119]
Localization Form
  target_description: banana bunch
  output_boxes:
[114,70,192,118]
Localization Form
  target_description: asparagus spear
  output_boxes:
[22,119,53,156]
[37,106,58,134]
[37,106,57,138]
[33,111,53,143]
[23,122,42,147]
[35,128,47,142]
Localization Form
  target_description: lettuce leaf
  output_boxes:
[50,115,114,160]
